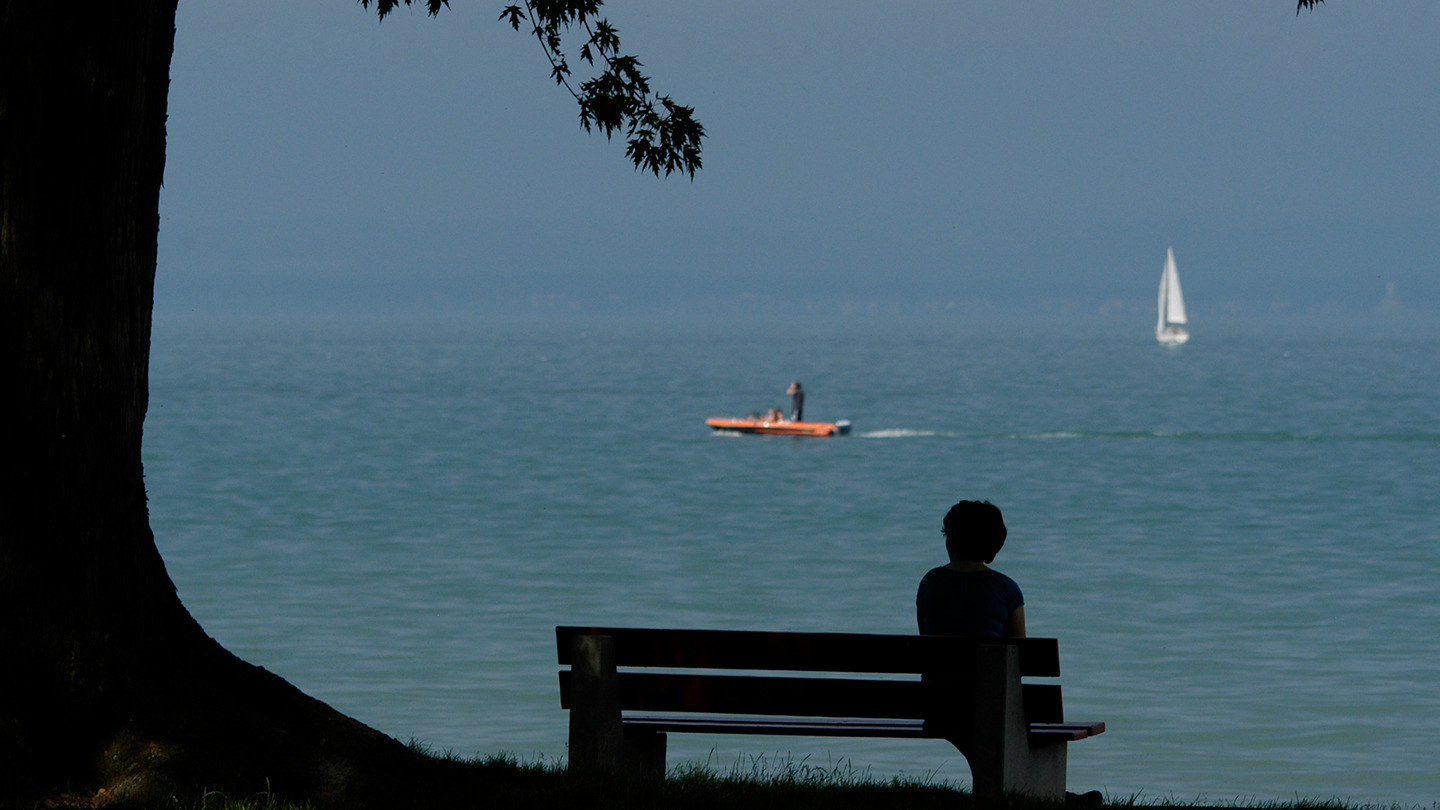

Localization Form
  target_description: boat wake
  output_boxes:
[858,428,939,439]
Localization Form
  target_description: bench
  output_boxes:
[555,625,1104,799]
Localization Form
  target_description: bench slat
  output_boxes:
[624,715,937,739]
[620,717,1105,744]
[558,671,1065,723]
[556,626,1061,677]
[1028,722,1107,743]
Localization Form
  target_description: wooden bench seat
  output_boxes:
[556,625,1104,799]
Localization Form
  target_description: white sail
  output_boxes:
[1156,259,1168,334]
[1156,247,1190,345]
[1163,248,1187,325]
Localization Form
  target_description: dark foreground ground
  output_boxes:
[34,756,1392,810]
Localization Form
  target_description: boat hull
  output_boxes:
[1156,326,1190,345]
[706,417,851,437]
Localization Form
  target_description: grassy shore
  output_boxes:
[146,753,1415,810]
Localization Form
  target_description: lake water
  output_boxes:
[144,312,1440,807]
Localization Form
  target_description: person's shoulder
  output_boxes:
[986,568,1023,598]
[918,565,948,584]
[984,564,1019,582]
[916,566,951,594]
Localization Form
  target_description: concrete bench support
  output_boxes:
[567,634,667,772]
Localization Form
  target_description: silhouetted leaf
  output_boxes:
[363,0,704,179]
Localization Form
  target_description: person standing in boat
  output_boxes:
[915,500,1025,638]
[786,381,805,422]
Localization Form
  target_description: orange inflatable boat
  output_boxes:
[705,416,852,437]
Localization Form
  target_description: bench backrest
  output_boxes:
[555,626,1065,723]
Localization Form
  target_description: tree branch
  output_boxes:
[364,0,703,179]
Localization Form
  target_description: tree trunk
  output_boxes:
[1,4,460,806]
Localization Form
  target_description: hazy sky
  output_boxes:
[157,1,1439,319]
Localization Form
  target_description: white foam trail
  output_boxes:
[859,429,936,439]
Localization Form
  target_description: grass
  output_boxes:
[134,750,1436,810]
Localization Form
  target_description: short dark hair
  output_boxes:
[942,500,1007,563]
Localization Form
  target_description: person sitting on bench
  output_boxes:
[916,499,1025,639]
[915,499,1026,760]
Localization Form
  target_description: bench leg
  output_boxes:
[969,644,1067,800]
[568,634,625,770]
[624,728,667,774]
[1023,740,1068,799]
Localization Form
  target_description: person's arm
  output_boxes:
[1004,605,1026,638]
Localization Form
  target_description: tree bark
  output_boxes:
[1,4,459,806]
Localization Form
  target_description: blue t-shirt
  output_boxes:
[915,566,1023,637]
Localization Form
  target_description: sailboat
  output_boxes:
[1155,246,1189,345]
